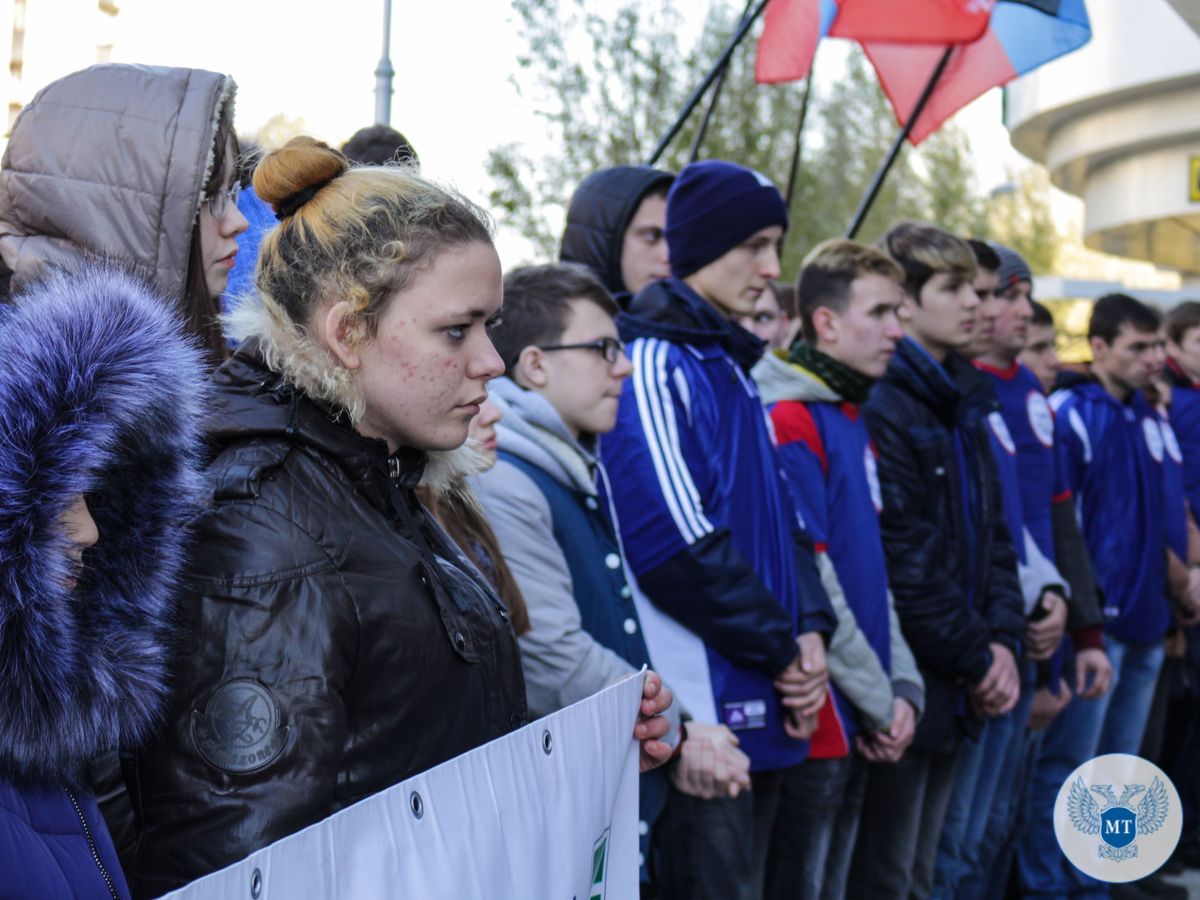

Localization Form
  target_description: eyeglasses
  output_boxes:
[537,337,625,364]
[205,182,242,218]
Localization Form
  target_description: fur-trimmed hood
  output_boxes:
[0,64,235,310]
[224,296,483,491]
[0,263,208,784]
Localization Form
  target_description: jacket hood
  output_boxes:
[559,165,674,295]
[0,263,208,784]
[490,377,597,496]
[619,277,765,372]
[0,64,236,312]
[752,350,841,405]
[220,299,482,493]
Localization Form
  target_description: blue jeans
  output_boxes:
[764,754,861,900]
[1017,636,1165,899]
[932,710,1018,900]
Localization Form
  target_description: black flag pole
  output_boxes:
[648,0,771,166]
[845,45,955,239]
[688,0,757,163]
[784,64,816,212]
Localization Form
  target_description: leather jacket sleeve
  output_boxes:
[979,448,1027,656]
[128,511,358,896]
[864,401,994,685]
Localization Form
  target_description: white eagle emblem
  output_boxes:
[1068,776,1170,862]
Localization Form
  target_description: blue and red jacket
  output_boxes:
[1052,381,1169,644]
[601,277,836,772]
[770,395,892,757]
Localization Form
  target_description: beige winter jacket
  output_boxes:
[0,63,235,312]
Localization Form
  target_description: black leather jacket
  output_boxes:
[863,339,1025,753]
[123,347,527,896]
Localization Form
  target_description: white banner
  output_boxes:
[163,671,645,900]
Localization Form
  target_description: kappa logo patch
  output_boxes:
[191,678,288,774]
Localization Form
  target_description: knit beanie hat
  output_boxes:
[666,160,789,278]
[989,242,1033,294]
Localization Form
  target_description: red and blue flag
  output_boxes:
[756,0,1091,145]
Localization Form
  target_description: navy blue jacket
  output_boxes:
[863,338,1025,752]
[601,277,835,771]
[0,266,207,897]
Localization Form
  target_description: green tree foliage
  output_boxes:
[983,165,1061,274]
[490,0,993,276]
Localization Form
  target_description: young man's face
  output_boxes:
[685,224,783,318]
[732,288,788,349]
[992,279,1035,359]
[816,273,904,379]
[1020,322,1061,393]
[1169,324,1200,384]
[903,270,979,359]
[966,267,1000,357]
[620,193,670,294]
[533,298,634,438]
[1090,322,1165,396]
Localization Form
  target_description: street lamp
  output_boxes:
[374,0,394,126]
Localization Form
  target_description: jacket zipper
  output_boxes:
[66,788,119,900]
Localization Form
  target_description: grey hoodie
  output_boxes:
[753,351,925,729]
[473,377,682,742]
[0,64,235,311]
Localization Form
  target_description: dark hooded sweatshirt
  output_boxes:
[559,165,674,302]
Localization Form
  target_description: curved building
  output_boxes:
[1005,0,1200,276]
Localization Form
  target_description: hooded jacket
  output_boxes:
[600,277,835,772]
[0,63,235,313]
[471,376,674,878]
[559,165,674,298]
[124,303,527,896]
[0,265,207,899]
[753,351,924,750]
[862,338,1025,752]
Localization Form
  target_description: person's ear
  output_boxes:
[897,293,916,323]
[812,307,839,345]
[323,301,366,370]
[515,345,550,389]
[1088,335,1108,363]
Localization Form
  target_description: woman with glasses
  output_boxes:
[0,64,248,366]
[123,137,674,895]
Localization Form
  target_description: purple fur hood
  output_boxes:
[0,263,207,784]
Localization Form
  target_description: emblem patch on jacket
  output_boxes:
[191,678,288,774]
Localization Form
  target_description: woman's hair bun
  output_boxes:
[253,136,350,209]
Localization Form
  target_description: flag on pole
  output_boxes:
[756,0,995,84]
[862,0,1091,144]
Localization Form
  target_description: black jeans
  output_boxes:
[764,754,863,900]
[847,747,959,899]
[654,769,784,900]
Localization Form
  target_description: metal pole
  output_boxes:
[845,45,954,239]
[374,0,395,126]
[647,0,770,166]
[688,0,757,163]
[784,64,815,212]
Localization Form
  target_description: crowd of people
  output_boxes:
[1,62,1199,900]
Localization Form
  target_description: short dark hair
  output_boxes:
[1165,300,1200,345]
[967,239,1001,273]
[1088,293,1162,344]
[340,125,419,166]
[496,263,619,376]
[1030,300,1054,328]
[768,281,798,318]
[797,239,904,343]
[878,221,975,303]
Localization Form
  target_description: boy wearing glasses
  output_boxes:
[476,262,750,888]
[600,159,836,900]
